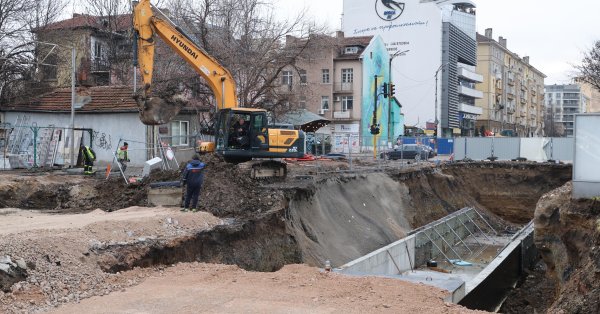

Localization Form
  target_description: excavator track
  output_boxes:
[237,160,287,179]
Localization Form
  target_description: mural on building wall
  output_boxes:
[361,36,391,142]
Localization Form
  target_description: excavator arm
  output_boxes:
[132,0,238,125]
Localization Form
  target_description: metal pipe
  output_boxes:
[423,231,453,264]
[473,208,498,235]
[432,226,462,260]
[445,221,473,254]
[70,47,76,168]
[457,215,482,246]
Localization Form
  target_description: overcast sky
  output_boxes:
[274,0,600,85]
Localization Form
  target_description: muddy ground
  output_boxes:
[0,159,577,313]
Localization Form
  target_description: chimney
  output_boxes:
[336,31,345,39]
[499,36,507,48]
[485,28,493,39]
[523,56,530,64]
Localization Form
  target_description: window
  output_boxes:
[282,70,293,85]
[321,96,330,110]
[341,96,353,111]
[171,121,189,146]
[299,96,306,109]
[322,69,330,83]
[299,69,307,84]
[341,68,353,83]
[344,46,359,54]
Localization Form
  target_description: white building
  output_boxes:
[343,0,482,137]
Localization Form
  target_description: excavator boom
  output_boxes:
[133,0,237,124]
[132,0,305,175]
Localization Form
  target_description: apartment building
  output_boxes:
[282,33,401,146]
[476,29,546,137]
[33,13,132,87]
[545,84,589,137]
[575,79,600,113]
[343,0,482,137]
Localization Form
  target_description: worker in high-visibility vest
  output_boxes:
[80,143,96,175]
[117,142,130,172]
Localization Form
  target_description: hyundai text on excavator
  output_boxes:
[132,0,304,177]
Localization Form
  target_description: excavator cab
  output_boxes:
[214,108,305,163]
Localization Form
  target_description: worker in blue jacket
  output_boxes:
[181,154,206,212]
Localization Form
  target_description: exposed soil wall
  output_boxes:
[94,211,301,273]
[532,182,600,313]
[286,162,572,268]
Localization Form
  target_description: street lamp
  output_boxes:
[434,62,450,138]
[388,49,409,147]
[35,41,77,167]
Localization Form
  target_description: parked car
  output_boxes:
[380,144,436,160]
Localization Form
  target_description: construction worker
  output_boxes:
[181,154,206,212]
[80,143,96,175]
[117,142,130,172]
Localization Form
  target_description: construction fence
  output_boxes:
[308,133,455,157]
[453,137,574,162]
[0,121,93,170]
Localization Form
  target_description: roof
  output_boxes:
[34,14,132,32]
[341,36,373,47]
[3,86,139,113]
[276,109,331,132]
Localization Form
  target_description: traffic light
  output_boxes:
[382,83,388,98]
[370,124,381,135]
[389,83,396,97]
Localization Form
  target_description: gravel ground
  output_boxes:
[51,263,488,314]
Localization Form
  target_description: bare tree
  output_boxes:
[576,40,600,93]
[157,0,325,114]
[0,0,66,104]
[544,105,565,137]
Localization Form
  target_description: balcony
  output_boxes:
[334,82,353,93]
[91,58,110,72]
[458,85,483,98]
[333,111,352,120]
[457,66,483,83]
[459,103,483,115]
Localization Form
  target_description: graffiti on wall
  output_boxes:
[93,131,113,151]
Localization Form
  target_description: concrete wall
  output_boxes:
[453,137,574,162]
[339,208,479,275]
[339,235,416,275]
[4,112,147,166]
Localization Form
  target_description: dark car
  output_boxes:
[380,144,436,160]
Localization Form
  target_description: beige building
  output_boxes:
[281,33,371,135]
[475,29,546,137]
[576,79,600,113]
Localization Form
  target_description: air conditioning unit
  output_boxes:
[334,96,341,102]
[318,109,326,115]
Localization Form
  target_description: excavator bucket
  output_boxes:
[134,88,185,125]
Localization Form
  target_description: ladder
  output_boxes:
[38,126,56,167]
[7,115,30,154]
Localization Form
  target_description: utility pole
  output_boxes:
[70,47,76,168]
[387,50,408,147]
[434,62,448,151]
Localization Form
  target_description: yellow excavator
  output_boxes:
[132,0,304,177]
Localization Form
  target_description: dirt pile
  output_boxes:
[195,154,286,218]
[532,182,600,313]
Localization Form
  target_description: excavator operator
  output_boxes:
[230,116,250,148]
